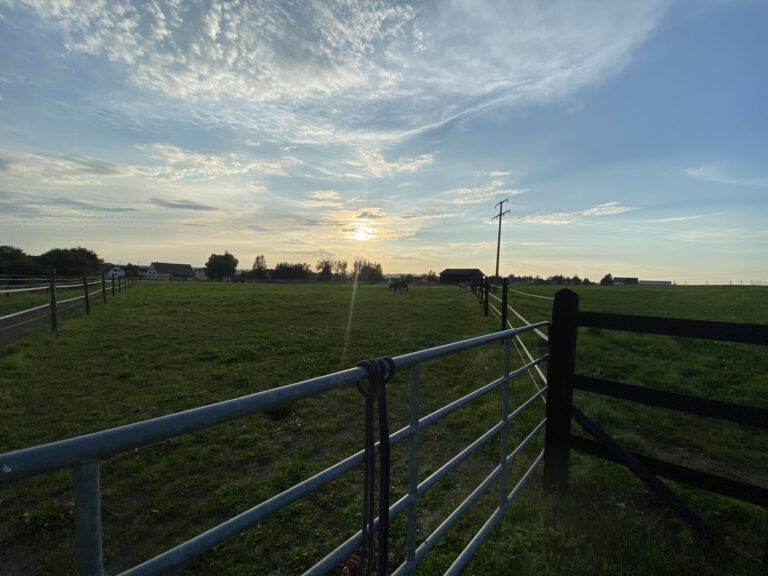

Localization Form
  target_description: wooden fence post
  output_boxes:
[49,268,58,335]
[83,274,90,315]
[483,280,489,316]
[111,275,115,297]
[543,288,579,493]
[500,278,508,331]
[101,274,107,304]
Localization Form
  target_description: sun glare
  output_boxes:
[351,224,375,241]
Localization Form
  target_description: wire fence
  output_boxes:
[0,270,138,347]
[470,279,554,402]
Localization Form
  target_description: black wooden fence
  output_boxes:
[542,288,768,535]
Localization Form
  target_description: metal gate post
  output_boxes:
[543,288,579,493]
[74,460,104,576]
[500,278,508,331]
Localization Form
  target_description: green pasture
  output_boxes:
[0,282,765,575]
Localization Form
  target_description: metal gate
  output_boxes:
[0,322,550,575]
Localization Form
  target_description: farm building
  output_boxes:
[101,264,125,278]
[439,268,485,285]
[147,262,195,281]
[613,277,639,285]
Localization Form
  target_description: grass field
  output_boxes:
[0,282,765,575]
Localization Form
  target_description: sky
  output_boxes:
[0,0,766,284]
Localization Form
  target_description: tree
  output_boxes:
[427,270,437,283]
[0,245,41,275]
[599,273,614,286]
[353,259,384,283]
[37,246,102,276]
[205,251,238,281]
[316,258,333,281]
[273,262,312,280]
[333,259,348,281]
[252,254,268,279]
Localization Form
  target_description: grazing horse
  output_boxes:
[388,280,409,292]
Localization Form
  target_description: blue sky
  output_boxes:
[0,0,765,283]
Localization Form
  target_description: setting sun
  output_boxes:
[351,224,375,241]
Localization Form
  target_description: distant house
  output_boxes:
[639,280,673,286]
[147,262,195,281]
[194,268,209,281]
[439,268,485,285]
[613,277,639,286]
[105,265,125,279]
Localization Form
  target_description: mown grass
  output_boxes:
[0,282,765,575]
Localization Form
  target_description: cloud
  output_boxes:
[309,190,341,200]
[669,228,765,245]
[445,179,527,205]
[344,150,434,178]
[138,143,293,181]
[509,202,635,225]
[50,197,137,212]
[650,215,702,223]
[685,165,767,188]
[10,1,668,151]
[150,197,217,211]
[292,190,344,208]
[1,151,133,185]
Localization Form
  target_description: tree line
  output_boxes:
[506,273,626,286]
[210,252,385,282]
[0,245,103,276]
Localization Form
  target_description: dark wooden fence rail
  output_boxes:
[543,288,768,519]
[0,270,140,343]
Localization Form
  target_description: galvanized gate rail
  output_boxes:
[0,322,550,576]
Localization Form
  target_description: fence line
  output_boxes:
[0,270,138,345]
[0,284,51,294]
[508,287,555,300]
[544,288,768,523]
[484,279,548,397]
[1,323,550,576]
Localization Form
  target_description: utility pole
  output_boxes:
[492,198,510,278]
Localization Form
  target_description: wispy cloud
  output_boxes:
[51,197,137,213]
[1,151,133,186]
[292,190,345,208]
[685,165,767,188]
[9,1,668,153]
[344,150,434,178]
[445,179,527,205]
[650,215,702,223]
[669,228,765,245]
[509,202,635,225]
[150,197,217,211]
[138,143,292,181]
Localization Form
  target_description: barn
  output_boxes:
[147,262,195,281]
[439,268,485,285]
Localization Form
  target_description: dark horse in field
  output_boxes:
[388,280,409,292]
